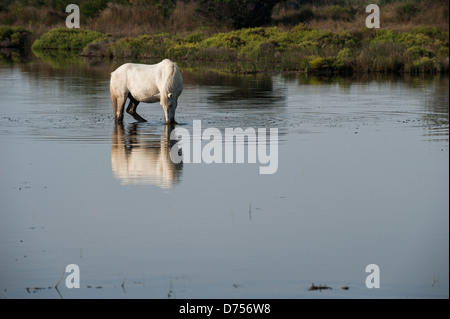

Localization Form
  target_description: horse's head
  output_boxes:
[166,93,178,124]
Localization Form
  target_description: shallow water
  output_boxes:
[0,55,448,299]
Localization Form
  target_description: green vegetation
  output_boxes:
[1,0,448,74]
[0,26,31,48]
[79,25,448,74]
[31,27,104,51]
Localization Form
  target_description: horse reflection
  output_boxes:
[111,123,182,188]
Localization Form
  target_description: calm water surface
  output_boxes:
[0,56,448,299]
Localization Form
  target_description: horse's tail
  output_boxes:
[161,59,179,107]
[110,72,118,112]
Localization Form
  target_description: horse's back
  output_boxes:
[111,60,177,80]
[111,62,134,77]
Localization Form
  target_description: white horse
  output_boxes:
[110,59,183,124]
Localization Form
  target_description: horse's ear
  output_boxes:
[168,93,173,98]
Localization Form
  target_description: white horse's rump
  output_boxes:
[110,59,183,124]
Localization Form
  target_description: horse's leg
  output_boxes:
[126,93,147,122]
[111,93,120,122]
[114,94,126,124]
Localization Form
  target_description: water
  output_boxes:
[0,55,448,299]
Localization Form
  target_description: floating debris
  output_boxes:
[308,283,332,291]
[26,286,54,294]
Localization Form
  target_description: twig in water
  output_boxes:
[121,278,126,293]
[55,268,65,289]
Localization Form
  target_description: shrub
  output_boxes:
[32,27,104,51]
[308,56,336,72]
[335,47,353,71]
[203,33,246,49]
[437,46,449,60]
[195,46,237,61]
[106,33,175,59]
[407,46,435,59]
[413,26,439,37]
[0,26,31,48]
[411,56,436,73]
